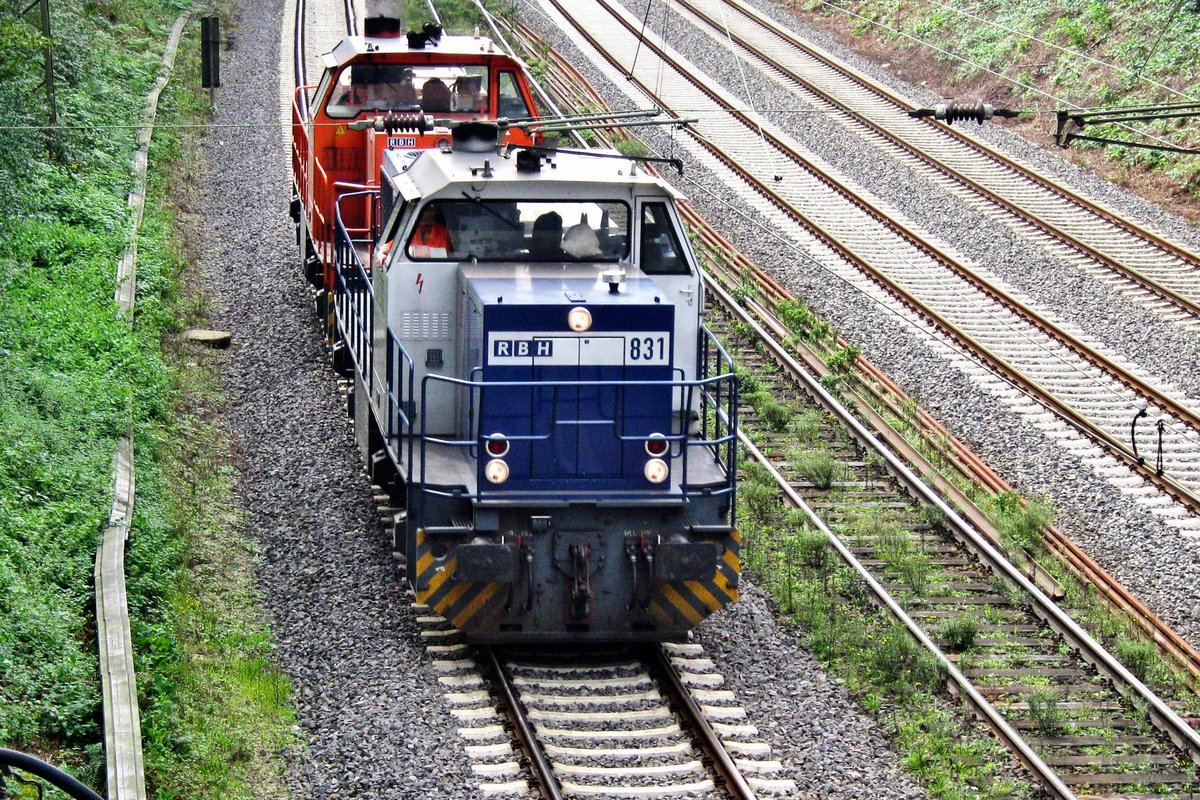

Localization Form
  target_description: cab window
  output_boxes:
[497,72,531,119]
[639,203,690,275]
[403,199,630,262]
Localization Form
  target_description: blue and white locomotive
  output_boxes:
[331,123,739,641]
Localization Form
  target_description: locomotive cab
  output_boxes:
[333,134,739,642]
[291,13,541,295]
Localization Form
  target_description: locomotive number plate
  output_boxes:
[387,136,417,148]
[488,333,670,366]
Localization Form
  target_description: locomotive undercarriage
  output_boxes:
[409,499,739,643]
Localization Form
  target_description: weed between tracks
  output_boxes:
[721,293,1200,795]
[728,335,1031,800]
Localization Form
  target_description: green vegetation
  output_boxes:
[938,616,979,652]
[402,0,517,35]
[793,448,841,489]
[0,0,186,783]
[1026,687,1063,735]
[805,0,1200,198]
[0,2,295,796]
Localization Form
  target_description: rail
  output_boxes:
[548,0,1200,513]
[708,273,1200,790]
[677,0,1200,320]
[479,648,565,800]
[518,16,1200,791]
[643,646,756,800]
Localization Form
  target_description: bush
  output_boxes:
[991,491,1053,553]
[1113,638,1158,683]
[615,138,649,159]
[826,344,861,375]
[938,616,978,652]
[735,367,762,395]
[795,450,840,489]
[899,552,930,596]
[776,298,811,336]
[788,528,832,574]
[870,624,943,693]
[1026,688,1062,735]
[740,481,780,522]
[792,409,823,444]
[757,398,794,432]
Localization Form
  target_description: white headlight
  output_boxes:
[644,457,669,484]
[485,459,510,484]
[567,306,592,332]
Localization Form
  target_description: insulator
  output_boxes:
[933,101,995,125]
[372,113,429,134]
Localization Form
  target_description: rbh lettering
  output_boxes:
[493,339,554,358]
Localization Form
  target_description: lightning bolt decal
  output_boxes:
[416,272,424,293]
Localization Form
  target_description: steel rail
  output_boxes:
[677,0,1200,320]
[688,204,1200,687]
[643,645,757,800]
[706,268,1200,772]
[521,14,1200,692]
[480,647,565,800]
[584,0,1200,435]
[544,0,1200,514]
[473,1,588,148]
[706,0,1200,271]
[293,0,307,95]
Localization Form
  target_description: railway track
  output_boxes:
[414,611,797,799]
[532,0,1200,531]
[665,0,1200,329]
[509,16,1200,798]
[704,273,1200,799]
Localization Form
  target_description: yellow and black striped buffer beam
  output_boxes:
[413,528,508,630]
[650,528,741,627]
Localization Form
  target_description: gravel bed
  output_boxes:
[693,586,931,799]
[516,0,1200,649]
[194,0,478,795]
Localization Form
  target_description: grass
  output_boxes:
[803,0,1200,203]
[131,19,297,797]
[793,449,841,489]
[736,465,1031,800]
[0,0,186,783]
[0,3,297,796]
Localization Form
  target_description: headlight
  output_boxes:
[484,459,510,484]
[567,306,592,332]
[644,458,669,484]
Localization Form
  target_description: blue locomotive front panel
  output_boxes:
[408,270,739,641]
[481,302,674,492]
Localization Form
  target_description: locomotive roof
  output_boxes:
[325,32,521,69]
[384,146,684,201]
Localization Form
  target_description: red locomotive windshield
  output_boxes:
[326,63,491,118]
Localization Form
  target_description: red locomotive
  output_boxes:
[290,10,541,300]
